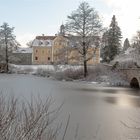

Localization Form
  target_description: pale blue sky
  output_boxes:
[0,0,140,47]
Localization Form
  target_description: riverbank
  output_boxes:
[9,64,129,87]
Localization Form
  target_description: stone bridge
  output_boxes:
[120,68,140,88]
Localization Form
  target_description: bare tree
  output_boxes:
[53,47,69,64]
[0,94,63,140]
[26,40,34,48]
[130,31,140,65]
[65,2,102,77]
[132,31,140,52]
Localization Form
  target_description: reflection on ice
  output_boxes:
[105,95,140,108]
[0,74,140,140]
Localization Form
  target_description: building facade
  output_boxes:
[32,36,55,65]
[32,25,100,65]
[12,48,33,65]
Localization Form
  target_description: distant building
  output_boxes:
[31,25,100,65]
[67,35,100,65]
[32,35,55,64]
[53,35,69,64]
[12,48,33,65]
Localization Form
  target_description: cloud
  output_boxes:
[16,33,35,48]
[101,0,140,41]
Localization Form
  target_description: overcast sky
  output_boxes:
[0,0,140,47]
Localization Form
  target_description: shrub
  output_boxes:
[0,94,62,140]
[54,67,84,81]
[36,68,53,77]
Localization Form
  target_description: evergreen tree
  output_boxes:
[123,38,131,52]
[101,30,109,62]
[102,15,122,63]
[0,22,19,72]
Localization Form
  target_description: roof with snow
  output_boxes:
[13,48,33,54]
[32,36,56,47]
[31,35,100,48]
[36,36,56,40]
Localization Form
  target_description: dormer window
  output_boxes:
[39,41,43,45]
[45,41,50,45]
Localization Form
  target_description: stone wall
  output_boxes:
[120,68,140,87]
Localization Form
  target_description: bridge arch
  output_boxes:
[130,77,139,88]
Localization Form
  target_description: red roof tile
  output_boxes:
[36,36,56,40]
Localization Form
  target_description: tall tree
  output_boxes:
[0,22,19,72]
[102,15,122,63]
[130,31,140,64]
[123,38,131,52]
[65,2,102,77]
[101,30,109,62]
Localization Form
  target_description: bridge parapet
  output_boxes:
[119,68,140,88]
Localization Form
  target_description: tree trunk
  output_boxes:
[5,42,8,73]
[83,41,88,77]
[84,60,87,77]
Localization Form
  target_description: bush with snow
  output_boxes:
[9,64,129,87]
[0,94,62,140]
[86,64,129,86]
[36,68,53,77]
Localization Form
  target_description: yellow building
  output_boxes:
[68,47,100,65]
[32,36,55,64]
[32,25,100,65]
[53,35,69,64]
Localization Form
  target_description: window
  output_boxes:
[48,57,50,61]
[45,41,49,45]
[36,50,38,53]
[39,41,43,45]
[35,56,38,60]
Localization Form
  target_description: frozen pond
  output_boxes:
[0,74,140,140]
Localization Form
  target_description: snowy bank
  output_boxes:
[9,64,129,87]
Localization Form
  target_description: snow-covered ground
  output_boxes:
[10,64,83,74]
[10,64,54,74]
[9,63,129,87]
